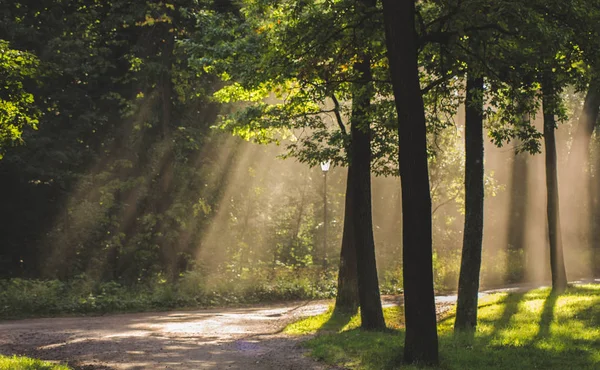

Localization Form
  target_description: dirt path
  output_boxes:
[0,296,456,370]
[0,300,338,370]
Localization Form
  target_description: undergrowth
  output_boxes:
[0,267,338,319]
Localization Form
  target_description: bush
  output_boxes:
[0,267,339,319]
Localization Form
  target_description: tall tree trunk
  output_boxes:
[455,75,484,333]
[542,81,568,294]
[350,55,386,330]
[334,165,360,315]
[322,170,329,268]
[506,147,528,283]
[591,151,600,277]
[382,0,439,364]
[506,111,530,284]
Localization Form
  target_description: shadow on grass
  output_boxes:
[484,290,529,340]
[316,311,354,334]
[566,285,600,296]
[576,304,600,328]
[536,291,558,340]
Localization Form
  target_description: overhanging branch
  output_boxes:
[330,93,348,137]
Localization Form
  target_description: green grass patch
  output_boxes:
[285,306,404,335]
[0,355,70,370]
[292,284,600,369]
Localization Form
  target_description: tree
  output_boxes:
[382,0,439,364]
[195,0,390,326]
[454,74,484,332]
[0,40,40,157]
[542,79,568,293]
[0,0,224,281]
[349,46,385,329]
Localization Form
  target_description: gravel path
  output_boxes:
[0,296,454,370]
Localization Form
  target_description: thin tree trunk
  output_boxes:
[334,165,360,315]
[542,82,568,293]
[322,170,328,268]
[506,147,528,283]
[591,151,600,277]
[350,55,385,330]
[455,75,484,333]
[382,0,439,364]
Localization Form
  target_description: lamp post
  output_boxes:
[320,161,331,268]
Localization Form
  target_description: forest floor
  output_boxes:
[0,295,453,370]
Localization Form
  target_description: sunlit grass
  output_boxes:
[0,355,70,370]
[289,284,600,369]
[284,305,404,335]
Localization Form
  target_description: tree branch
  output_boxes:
[419,23,515,47]
[421,75,451,95]
[330,93,348,137]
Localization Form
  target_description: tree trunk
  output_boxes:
[542,82,568,294]
[334,165,360,315]
[350,55,386,330]
[382,0,439,364]
[322,171,329,268]
[506,147,528,283]
[455,75,484,333]
[591,152,600,277]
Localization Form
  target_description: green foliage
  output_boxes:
[189,0,399,174]
[0,268,338,319]
[0,355,70,370]
[295,285,600,369]
[0,39,40,156]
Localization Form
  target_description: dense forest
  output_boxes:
[1,0,600,365]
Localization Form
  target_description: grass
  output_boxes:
[0,355,70,370]
[285,284,600,369]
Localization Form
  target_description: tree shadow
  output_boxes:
[575,304,600,328]
[535,291,558,340]
[566,284,600,296]
[467,291,530,346]
[316,311,354,334]
[490,292,526,333]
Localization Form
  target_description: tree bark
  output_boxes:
[542,81,568,294]
[382,0,439,364]
[455,75,484,333]
[349,55,386,330]
[591,152,600,277]
[334,165,360,315]
[506,147,528,283]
